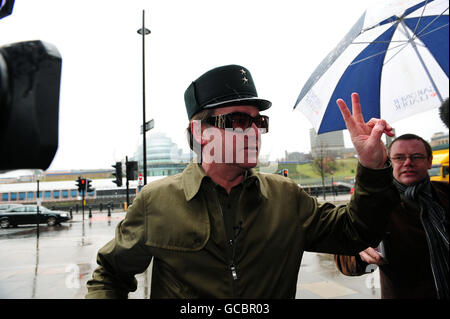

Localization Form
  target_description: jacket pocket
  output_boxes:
[144,199,210,252]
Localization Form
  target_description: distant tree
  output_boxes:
[312,141,337,200]
[313,156,337,176]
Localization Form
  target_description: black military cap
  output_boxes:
[184,64,272,120]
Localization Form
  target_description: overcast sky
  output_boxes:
[0,0,447,172]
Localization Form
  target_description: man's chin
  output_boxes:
[398,175,421,186]
[230,159,258,169]
[240,161,258,169]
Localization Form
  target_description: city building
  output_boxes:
[283,151,312,163]
[430,132,449,151]
[131,131,192,177]
[309,128,346,158]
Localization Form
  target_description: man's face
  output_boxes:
[201,105,263,168]
[390,139,432,186]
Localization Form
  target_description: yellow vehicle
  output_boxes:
[428,149,449,182]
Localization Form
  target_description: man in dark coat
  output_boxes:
[86,64,400,298]
[335,133,449,299]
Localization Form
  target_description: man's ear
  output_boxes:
[427,155,433,170]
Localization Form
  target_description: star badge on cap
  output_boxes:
[240,68,249,84]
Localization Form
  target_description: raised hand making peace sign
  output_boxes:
[337,93,394,169]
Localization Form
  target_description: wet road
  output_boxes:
[0,205,381,299]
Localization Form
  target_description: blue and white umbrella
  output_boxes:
[294,0,449,134]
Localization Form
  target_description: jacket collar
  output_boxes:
[182,160,268,201]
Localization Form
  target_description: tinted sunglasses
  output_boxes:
[204,112,269,133]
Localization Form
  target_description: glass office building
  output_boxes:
[132,131,192,177]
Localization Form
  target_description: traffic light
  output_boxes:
[112,162,122,187]
[75,177,82,192]
[76,177,86,193]
[86,179,94,193]
[76,176,86,193]
[282,169,288,177]
[126,161,138,180]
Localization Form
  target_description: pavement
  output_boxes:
[0,195,382,300]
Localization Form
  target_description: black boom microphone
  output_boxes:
[0,40,62,171]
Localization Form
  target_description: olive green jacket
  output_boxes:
[86,161,399,298]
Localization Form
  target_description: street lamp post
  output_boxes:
[137,10,151,186]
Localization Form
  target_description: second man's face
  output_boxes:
[390,139,432,186]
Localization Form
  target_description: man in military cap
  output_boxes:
[86,64,399,298]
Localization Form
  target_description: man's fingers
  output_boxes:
[368,118,393,130]
[365,247,380,258]
[368,119,387,144]
[351,92,365,123]
[367,118,394,136]
[336,98,351,120]
[367,118,377,127]
[384,124,395,137]
[359,251,372,263]
[360,249,382,264]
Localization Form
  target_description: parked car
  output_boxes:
[0,205,71,228]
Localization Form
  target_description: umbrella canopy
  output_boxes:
[294,0,449,134]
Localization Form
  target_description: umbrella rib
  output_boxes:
[350,42,408,67]
[382,42,411,66]
[415,23,449,40]
[384,23,448,66]
[353,40,409,44]
[412,0,430,36]
[412,7,449,39]
[349,50,391,66]
[400,20,443,103]
[362,14,400,33]
[359,2,447,37]
[377,8,449,66]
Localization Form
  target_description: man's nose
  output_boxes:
[243,124,260,144]
[250,122,265,136]
[403,157,414,165]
